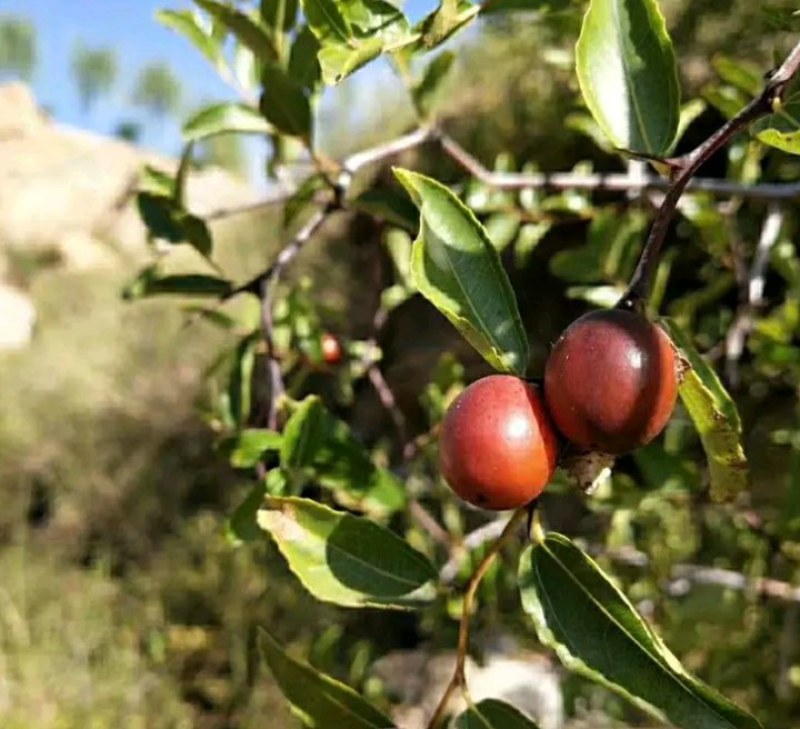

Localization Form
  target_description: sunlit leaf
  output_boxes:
[662,319,748,502]
[394,168,529,375]
[183,102,272,140]
[519,534,763,729]
[576,0,679,154]
[194,0,278,61]
[257,496,436,608]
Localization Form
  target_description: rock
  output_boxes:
[0,83,260,261]
[371,646,564,729]
[0,284,36,350]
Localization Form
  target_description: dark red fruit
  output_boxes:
[439,375,558,510]
[320,333,343,365]
[544,309,678,455]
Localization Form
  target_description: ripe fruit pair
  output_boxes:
[438,309,679,510]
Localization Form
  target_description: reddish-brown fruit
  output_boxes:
[438,375,558,510]
[543,309,678,455]
[320,333,343,365]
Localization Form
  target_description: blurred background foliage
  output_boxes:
[2,1,800,727]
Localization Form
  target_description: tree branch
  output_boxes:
[602,545,800,603]
[621,38,800,307]
[426,508,527,729]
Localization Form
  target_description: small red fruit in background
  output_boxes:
[543,309,678,455]
[438,375,558,510]
[320,332,343,365]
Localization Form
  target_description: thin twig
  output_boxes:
[439,517,513,584]
[725,204,785,386]
[602,545,800,603]
[343,126,436,176]
[425,508,527,729]
[621,38,800,306]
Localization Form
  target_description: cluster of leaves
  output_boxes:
[126,0,800,726]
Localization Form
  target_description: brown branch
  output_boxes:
[621,38,800,307]
[425,508,527,729]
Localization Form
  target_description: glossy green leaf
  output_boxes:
[194,0,278,61]
[280,396,406,515]
[259,629,395,728]
[288,25,322,90]
[258,496,436,608]
[575,0,680,155]
[514,222,551,268]
[228,332,260,428]
[519,534,763,729]
[123,267,233,300]
[156,10,224,71]
[412,51,455,118]
[260,62,312,138]
[229,429,283,468]
[301,0,352,44]
[662,318,748,502]
[394,168,529,375]
[183,102,272,141]
[261,0,298,31]
[139,165,176,197]
[453,699,540,728]
[753,99,800,155]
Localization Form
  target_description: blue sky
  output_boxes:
[2,0,432,177]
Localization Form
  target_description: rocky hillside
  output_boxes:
[0,83,259,350]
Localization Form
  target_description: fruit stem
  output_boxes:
[618,38,800,310]
[425,507,528,729]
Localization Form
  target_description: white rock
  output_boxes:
[0,285,36,350]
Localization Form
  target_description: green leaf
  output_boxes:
[318,37,384,85]
[261,0,298,31]
[123,267,233,299]
[137,192,184,242]
[228,332,260,427]
[519,534,763,729]
[183,102,272,141]
[289,25,322,90]
[351,188,418,231]
[300,0,352,44]
[712,54,762,96]
[229,429,283,468]
[575,0,680,155]
[259,629,396,728]
[417,0,479,50]
[412,51,455,119]
[227,480,266,544]
[514,221,551,268]
[179,213,213,257]
[481,0,571,16]
[280,396,406,514]
[453,699,541,728]
[260,62,312,139]
[156,10,225,71]
[394,168,529,375]
[258,496,436,608]
[284,173,328,227]
[753,98,800,155]
[139,165,176,197]
[661,318,748,502]
[194,0,278,61]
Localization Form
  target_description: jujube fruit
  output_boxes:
[320,332,343,365]
[438,375,558,510]
[543,309,678,455]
